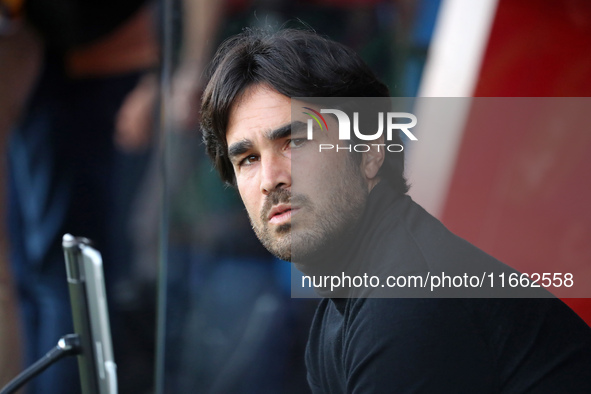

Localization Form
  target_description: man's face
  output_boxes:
[226,84,375,263]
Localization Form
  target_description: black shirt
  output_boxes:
[305,182,591,393]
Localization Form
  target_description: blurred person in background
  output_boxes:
[0,0,158,392]
[0,0,36,384]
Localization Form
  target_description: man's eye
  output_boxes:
[239,155,259,166]
[289,138,307,148]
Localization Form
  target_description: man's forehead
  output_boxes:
[232,84,291,113]
[226,85,292,142]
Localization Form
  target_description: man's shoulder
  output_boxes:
[386,195,505,271]
[366,194,541,297]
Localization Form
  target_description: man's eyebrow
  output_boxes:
[228,140,253,162]
[265,121,306,141]
[265,123,291,141]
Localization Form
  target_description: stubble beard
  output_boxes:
[249,158,368,265]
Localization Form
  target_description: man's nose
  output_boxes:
[260,153,291,194]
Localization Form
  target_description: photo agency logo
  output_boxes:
[302,106,418,152]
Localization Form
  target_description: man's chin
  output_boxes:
[255,224,326,264]
[258,232,292,262]
[267,245,292,262]
[258,232,319,264]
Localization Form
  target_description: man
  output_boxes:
[200,28,591,392]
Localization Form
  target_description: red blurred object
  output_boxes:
[442,0,591,325]
[475,0,591,97]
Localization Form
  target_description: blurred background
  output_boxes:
[0,0,589,393]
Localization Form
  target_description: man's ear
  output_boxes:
[362,136,385,181]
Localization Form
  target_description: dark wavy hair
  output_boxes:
[201,27,409,194]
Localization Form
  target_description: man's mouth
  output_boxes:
[268,204,296,225]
